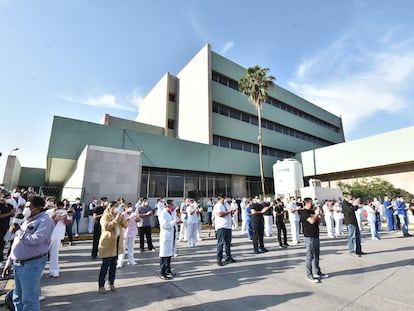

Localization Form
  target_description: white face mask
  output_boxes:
[76,200,81,204]
[23,207,32,218]
[127,207,133,212]
[104,201,108,207]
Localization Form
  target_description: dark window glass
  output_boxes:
[168,175,184,197]
[229,109,240,120]
[213,136,219,146]
[231,140,242,150]
[219,137,230,148]
[167,119,175,130]
[228,79,239,91]
[148,172,167,198]
[241,113,250,123]
[213,103,219,113]
[243,144,252,152]
[168,93,176,102]
[219,106,229,117]
[252,145,259,153]
[140,172,148,197]
[251,117,258,126]
[218,75,227,85]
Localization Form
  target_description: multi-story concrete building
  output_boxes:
[4,44,345,203]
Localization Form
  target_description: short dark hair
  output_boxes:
[303,197,313,205]
[56,201,65,207]
[30,196,45,209]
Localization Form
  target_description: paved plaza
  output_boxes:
[3,225,414,311]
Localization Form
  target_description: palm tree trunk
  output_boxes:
[257,106,265,196]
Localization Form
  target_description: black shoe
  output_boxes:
[91,255,97,259]
[253,249,260,254]
[359,252,367,255]
[225,257,236,263]
[217,261,223,266]
[259,248,269,253]
[159,275,172,280]
[284,243,289,247]
[167,271,176,277]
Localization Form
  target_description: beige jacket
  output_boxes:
[98,212,128,258]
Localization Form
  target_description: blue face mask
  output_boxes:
[117,206,124,214]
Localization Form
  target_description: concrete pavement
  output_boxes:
[6,225,414,310]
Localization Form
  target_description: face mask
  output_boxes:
[169,206,175,213]
[76,200,80,204]
[104,201,108,207]
[117,206,124,213]
[127,207,133,213]
[23,207,31,218]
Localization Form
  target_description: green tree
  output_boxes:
[337,177,413,202]
[239,66,275,196]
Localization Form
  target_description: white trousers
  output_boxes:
[187,223,198,247]
[334,218,343,235]
[290,220,300,243]
[118,236,135,266]
[325,217,334,237]
[88,216,94,234]
[264,215,273,237]
[179,220,188,241]
[49,239,61,276]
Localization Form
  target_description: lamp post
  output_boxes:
[9,148,19,155]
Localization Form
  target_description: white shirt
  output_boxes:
[213,201,232,229]
[47,209,67,240]
[287,202,299,222]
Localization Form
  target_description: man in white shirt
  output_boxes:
[287,196,300,244]
[322,200,335,238]
[214,194,236,266]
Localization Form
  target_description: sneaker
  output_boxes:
[259,248,269,253]
[314,273,329,279]
[278,245,284,249]
[253,249,260,254]
[217,261,223,266]
[39,295,46,301]
[99,287,107,294]
[116,265,122,269]
[150,248,156,252]
[167,271,176,277]
[127,261,137,265]
[307,277,320,283]
[159,275,172,280]
[284,243,290,247]
[351,253,361,257]
[225,257,236,263]
[49,274,59,278]
[75,233,79,237]
[359,252,367,255]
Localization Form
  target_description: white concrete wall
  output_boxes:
[3,155,21,190]
[62,145,142,233]
[176,44,211,144]
[301,126,414,176]
[135,73,168,129]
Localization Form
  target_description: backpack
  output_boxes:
[4,289,15,311]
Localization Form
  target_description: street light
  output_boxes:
[9,148,19,155]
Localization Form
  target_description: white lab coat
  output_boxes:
[158,208,177,257]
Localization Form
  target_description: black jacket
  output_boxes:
[342,200,358,226]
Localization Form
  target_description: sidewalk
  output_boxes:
[4,225,414,310]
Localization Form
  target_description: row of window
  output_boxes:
[211,71,340,133]
[213,102,332,147]
[139,167,274,199]
[213,135,295,159]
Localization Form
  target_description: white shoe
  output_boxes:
[75,233,79,237]
[128,261,137,265]
[116,265,122,269]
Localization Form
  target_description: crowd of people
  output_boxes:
[0,186,413,309]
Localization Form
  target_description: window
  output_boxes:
[229,109,241,120]
[168,93,176,102]
[167,119,175,130]
[148,172,167,198]
[219,137,230,148]
[168,174,184,197]
[230,140,242,150]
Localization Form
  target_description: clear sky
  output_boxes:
[1,0,414,182]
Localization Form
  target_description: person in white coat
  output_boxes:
[333,200,344,236]
[322,200,335,238]
[47,200,71,277]
[287,196,300,244]
[158,199,182,280]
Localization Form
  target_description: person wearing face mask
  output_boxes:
[92,197,107,259]
[117,203,140,268]
[158,199,182,280]
[137,197,155,252]
[2,196,54,311]
[72,198,83,237]
[46,201,71,277]
[98,201,128,293]
[87,198,98,234]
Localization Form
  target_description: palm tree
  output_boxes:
[239,66,275,196]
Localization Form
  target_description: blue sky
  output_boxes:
[1,0,414,181]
